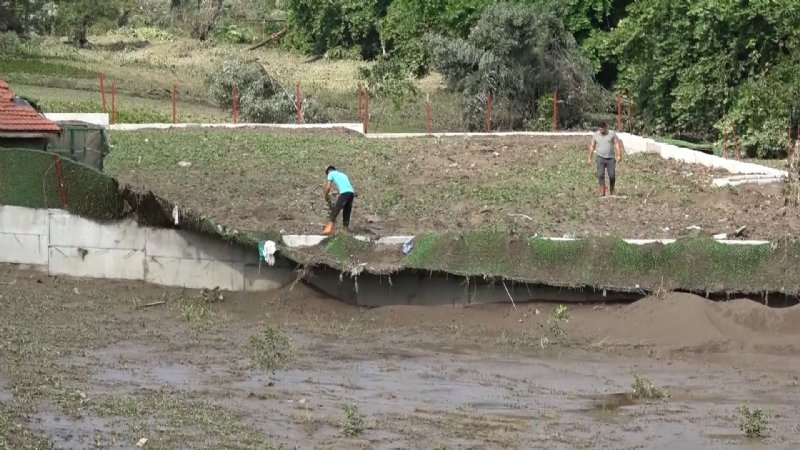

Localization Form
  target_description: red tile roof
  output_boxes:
[0,79,60,134]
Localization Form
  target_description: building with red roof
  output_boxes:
[0,79,61,150]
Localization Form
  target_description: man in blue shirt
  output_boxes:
[323,165,356,235]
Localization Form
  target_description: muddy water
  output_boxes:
[4,272,800,449]
[46,336,799,449]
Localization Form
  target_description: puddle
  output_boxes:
[30,410,111,450]
[0,374,11,402]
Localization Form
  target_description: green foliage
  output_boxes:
[122,26,175,42]
[737,403,769,438]
[631,374,670,400]
[341,404,366,437]
[358,56,419,109]
[206,57,330,123]
[54,0,133,46]
[213,24,254,44]
[0,30,21,54]
[431,2,601,130]
[249,326,293,373]
[722,54,800,158]
[0,57,96,79]
[611,0,800,143]
[284,0,390,59]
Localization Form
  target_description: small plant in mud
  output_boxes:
[538,305,571,348]
[249,326,293,374]
[631,374,670,400]
[737,403,769,438]
[341,404,366,437]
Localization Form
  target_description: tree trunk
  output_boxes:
[787,139,800,206]
[194,0,224,42]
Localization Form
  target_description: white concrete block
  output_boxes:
[145,228,247,262]
[282,235,327,247]
[0,233,48,265]
[145,256,245,290]
[49,247,145,280]
[45,113,109,128]
[0,205,49,235]
[243,264,295,291]
[49,212,145,250]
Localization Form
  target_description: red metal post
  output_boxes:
[232,85,238,124]
[295,83,303,124]
[425,93,432,134]
[111,82,116,125]
[485,91,492,132]
[99,72,107,113]
[552,90,558,131]
[357,82,363,121]
[616,93,622,130]
[364,91,370,134]
[172,82,177,124]
[627,93,633,132]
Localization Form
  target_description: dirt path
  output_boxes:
[2,266,800,448]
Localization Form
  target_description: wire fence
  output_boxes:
[0,148,274,246]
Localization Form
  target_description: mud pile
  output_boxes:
[585,293,800,352]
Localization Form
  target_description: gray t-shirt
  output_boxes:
[593,130,617,159]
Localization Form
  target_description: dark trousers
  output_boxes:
[330,192,354,226]
[596,156,616,189]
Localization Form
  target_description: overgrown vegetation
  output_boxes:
[737,403,769,439]
[631,374,670,400]
[249,326,293,374]
[430,2,602,130]
[206,57,330,123]
[341,404,366,437]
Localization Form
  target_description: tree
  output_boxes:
[284,0,391,59]
[610,0,800,143]
[430,2,600,130]
[192,0,224,41]
[56,0,132,47]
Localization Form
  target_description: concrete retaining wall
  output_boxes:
[0,205,294,291]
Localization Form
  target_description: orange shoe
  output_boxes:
[323,222,334,235]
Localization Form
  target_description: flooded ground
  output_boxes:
[2,265,800,449]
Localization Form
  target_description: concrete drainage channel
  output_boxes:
[4,205,796,307]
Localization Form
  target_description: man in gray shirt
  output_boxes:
[588,121,624,196]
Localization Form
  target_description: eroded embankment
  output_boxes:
[2,148,799,305]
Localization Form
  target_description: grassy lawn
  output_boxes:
[102,129,777,239]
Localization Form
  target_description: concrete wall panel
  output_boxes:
[0,233,48,265]
[243,264,296,291]
[145,256,245,290]
[49,246,145,280]
[49,212,145,250]
[146,229,249,262]
[0,205,49,235]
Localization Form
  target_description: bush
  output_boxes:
[0,31,21,55]
[122,26,175,42]
[430,2,602,131]
[207,57,330,123]
[358,56,418,110]
[737,403,769,438]
[213,24,253,44]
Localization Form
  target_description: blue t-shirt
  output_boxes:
[327,170,354,194]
